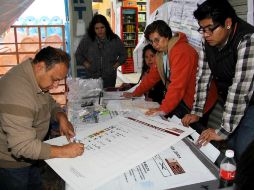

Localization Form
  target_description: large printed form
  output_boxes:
[45,116,194,190]
[97,140,216,190]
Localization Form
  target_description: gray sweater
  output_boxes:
[0,59,63,168]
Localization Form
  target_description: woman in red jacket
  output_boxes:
[123,20,217,131]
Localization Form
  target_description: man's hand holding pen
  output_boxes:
[56,112,85,157]
[67,135,84,157]
[69,125,85,157]
[49,136,85,158]
[60,142,84,158]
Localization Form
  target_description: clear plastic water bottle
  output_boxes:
[219,149,236,188]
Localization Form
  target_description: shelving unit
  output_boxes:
[137,0,147,41]
[120,7,138,73]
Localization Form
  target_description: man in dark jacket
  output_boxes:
[182,0,254,160]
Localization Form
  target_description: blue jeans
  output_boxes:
[0,165,42,190]
[227,105,254,161]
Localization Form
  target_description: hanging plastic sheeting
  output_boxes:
[24,16,38,35]
[14,17,26,33]
[39,16,50,25]
[0,0,35,35]
[38,16,50,39]
[2,30,26,52]
[44,34,62,49]
[48,16,63,36]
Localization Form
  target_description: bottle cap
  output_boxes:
[225,149,234,158]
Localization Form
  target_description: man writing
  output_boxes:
[0,47,84,189]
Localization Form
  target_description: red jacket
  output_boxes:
[133,33,217,114]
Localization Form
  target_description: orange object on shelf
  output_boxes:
[44,34,63,48]
[19,54,35,62]
[0,55,18,66]
[20,36,39,52]
[3,31,25,52]
[123,0,137,7]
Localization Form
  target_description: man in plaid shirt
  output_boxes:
[182,0,254,160]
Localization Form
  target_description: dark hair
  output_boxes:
[32,46,70,70]
[235,140,254,190]
[140,44,157,79]
[193,0,237,26]
[144,20,172,41]
[87,14,116,41]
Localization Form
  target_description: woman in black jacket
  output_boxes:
[75,14,127,88]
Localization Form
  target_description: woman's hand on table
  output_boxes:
[181,114,200,127]
[122,92,134,98]
[145,108,165,116]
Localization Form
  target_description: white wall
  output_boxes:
[247,0,254,24]
[19,0,66,20]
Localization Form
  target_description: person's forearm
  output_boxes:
[49,143,84,158]
[56,112,68,123]
[50,145,65,158]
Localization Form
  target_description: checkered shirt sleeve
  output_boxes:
[216,33,254,139]
[191,45,213,117]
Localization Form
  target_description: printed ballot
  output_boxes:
[45,116,193,190]
[98,140,217,190]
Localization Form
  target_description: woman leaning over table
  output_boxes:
[123,20,217,133]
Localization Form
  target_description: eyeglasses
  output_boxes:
[148,37,162,45]
[197,24,220,35]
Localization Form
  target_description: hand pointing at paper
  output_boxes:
[196,128,223,146]
[181,114,200,126]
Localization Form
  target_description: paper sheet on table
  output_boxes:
[189,131,220,163]
[106,99,160,113]
[96,140,217,190]
[73,110,131,131]
[102,91,127,100]
[169,115,220,163]
[45,116,194,190]
[102,91,144,100]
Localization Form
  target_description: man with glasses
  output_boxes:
[182,0,254,160]
[123,20,217,129]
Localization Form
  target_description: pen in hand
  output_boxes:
[72,125,80,143]
[73,136,81,143]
